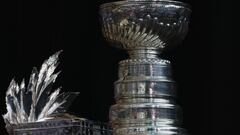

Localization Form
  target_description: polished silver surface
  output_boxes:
[100,0,191,134]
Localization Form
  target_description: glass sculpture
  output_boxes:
[3,51,112,135]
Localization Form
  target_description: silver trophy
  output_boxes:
[100,0,191,134]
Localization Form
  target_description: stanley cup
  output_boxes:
[100,0,191,134]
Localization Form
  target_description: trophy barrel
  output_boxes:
[110,59,188,135]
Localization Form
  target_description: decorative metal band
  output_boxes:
[114,127,188,135]
[110,103,182,125]
[114,81,177,100]
[119,58,171,65]
[118,64,172,78]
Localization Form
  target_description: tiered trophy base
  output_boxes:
[110,57,187,135]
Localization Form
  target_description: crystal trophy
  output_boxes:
[100,0,191,134]
[3,51,112,135]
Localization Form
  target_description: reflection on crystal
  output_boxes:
[3,51,79,125]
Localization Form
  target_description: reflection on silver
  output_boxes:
[100,0,191,134]
[3,51,79,125]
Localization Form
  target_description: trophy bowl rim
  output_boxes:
[100,0,192,12]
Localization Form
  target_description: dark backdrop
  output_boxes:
[0,0,234,135]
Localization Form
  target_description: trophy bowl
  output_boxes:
[100,0,191,53]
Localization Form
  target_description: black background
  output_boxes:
[0,0,234,135]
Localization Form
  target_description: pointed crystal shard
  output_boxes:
[3,51,79,125]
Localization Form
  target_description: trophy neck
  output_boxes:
[127,49,160,59]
